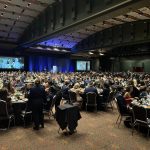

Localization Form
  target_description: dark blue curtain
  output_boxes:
[28,55,75,72]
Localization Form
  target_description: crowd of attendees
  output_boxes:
[0,71,150,107]
[0,71,150,129]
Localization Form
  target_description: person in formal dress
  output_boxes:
[28,79,47,130]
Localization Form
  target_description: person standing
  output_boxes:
[28,79,47,130]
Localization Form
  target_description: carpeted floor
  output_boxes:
[0,109,150,150]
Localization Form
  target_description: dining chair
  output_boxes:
[0,100,15,130]
[132,105,150,137]
[69,91,77,104]
[20,102,32,127]
[115,98,132,128]
[86,92,97,112]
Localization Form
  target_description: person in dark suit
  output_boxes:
[101,83,110,102]
[28,79,47,130]
[84,82,98,95]
[61,81,70,100]
[115,86,129,114]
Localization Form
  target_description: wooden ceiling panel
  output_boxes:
[5,5,23,13]
[19,15,33,23]
[0,24,11,31]
[2,11,19,20]
[11,27,24,34]
[37,0,55,5]
[28,3,45,11]
[0,19,14,26]
[0,0,54,42]
[127,12,149,20]
[23,10,38,17]
[15,22,28,28]
[106,19,124,25]
[8,0,31,8]
[0,3,5,9]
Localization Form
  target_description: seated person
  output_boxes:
[70,83,83,103]
[100,83,110,103]
[84,82,98,95]
[0,88,13,114]
[129,80,140,98]
[139,86,147,99]
[124,86,133,105]
[115,86,130,115]
[147,86,150,99]
[3,80,15,94]
[61,80,70,100]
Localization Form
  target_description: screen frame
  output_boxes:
[0,56,25,71]
[76,60,91,72]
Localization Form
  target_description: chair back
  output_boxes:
[115,96,128,115]
[115,98,121,114]
[50,95,57,110]
[24,101,32,114]
[132,105,147,123]
[107,92,114,103]
[0,100,9,117]
[69,91,77,104]
[86,92,97,105]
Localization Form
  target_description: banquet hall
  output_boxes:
[0,0,150,150]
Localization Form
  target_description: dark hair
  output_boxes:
[117,86,123,92]
[35,79,40,86]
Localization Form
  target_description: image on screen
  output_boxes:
[0,57,24,69]
[76,61,90,71]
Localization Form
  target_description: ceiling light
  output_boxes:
[62,49,68,52]
[4,5,8,9]
[99,53,104,56]
[53,48,60,51]
[46,47,51,51]
[36,46,43,49]
[89,52,94,55]
[17,16,21,20]
[27,3,31,7]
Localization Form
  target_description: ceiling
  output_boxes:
[0,0,54,43]
[38,6,150,49]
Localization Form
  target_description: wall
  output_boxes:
[113,56,150,72]
[92,58,100,72]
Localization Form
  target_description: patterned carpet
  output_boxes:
[0,109,150,150]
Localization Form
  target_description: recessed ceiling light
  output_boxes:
[46,47,51,51]
[99,53,104,56]
[36,46,43,49]
[53,48,60,51]
[62,49,67,52]
[4,5,8,9]
[27,3,31,7]
[89,52,94,55]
